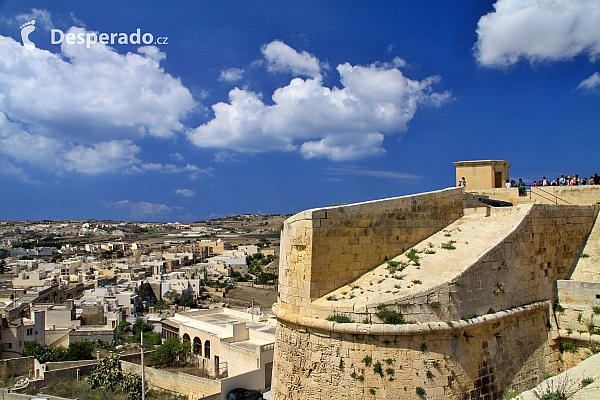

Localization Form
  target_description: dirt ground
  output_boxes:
[216,284,278,311]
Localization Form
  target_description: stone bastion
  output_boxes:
[271,187,600,399]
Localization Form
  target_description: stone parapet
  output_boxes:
[272,300,550,336]
[468,185,600,206]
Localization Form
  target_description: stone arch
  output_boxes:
[193,337,201,354]
[204,340,211,359]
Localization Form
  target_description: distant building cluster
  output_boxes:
[0,217,279,396]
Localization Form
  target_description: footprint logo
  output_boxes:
[20,19,36,50]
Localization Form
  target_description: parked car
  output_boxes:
[226,388,264,400]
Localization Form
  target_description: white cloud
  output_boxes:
[300,133,385,161]
[107,200,172,220]
[392,56,407,68]
[171,152,184,161]
[327,166,422,181]
[261,40,324,78]
[578,72,600,91]
[0,110,209,177]
[175,189,195,197]
[0,160,41,184]
[0,24,197,175]
[0,28,195,140]
[475,0,600,67]
[187,46,450,161]
[63,141,142,174]
[214,151,238,163]
[219,68,245,82]
[0,114,144,175]
[70,12,86,27]
[15,8,54,31]
[139,163,212,179]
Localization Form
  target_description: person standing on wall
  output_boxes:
[518,179,527,197]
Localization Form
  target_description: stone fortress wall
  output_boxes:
[277,188,479,316]
[272,186,600,399]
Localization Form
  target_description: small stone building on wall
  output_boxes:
[454,160,511,189]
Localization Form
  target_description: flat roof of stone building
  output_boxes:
[168,307,275,343]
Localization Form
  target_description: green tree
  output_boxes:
[163,290,180,304]
[257,272,278,285]
[256,238,271,248]
[148,337,190,365]
[23,341,65,363]
[131,318,154,337]
[0,250,7,275]
[143,331,162,345]
[118,320,131,342]
[62,340,95,361]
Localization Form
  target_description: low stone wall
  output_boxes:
[43,361,98,382]
[0,358,34,380]
[468,185,600,205]
[120,360,220,399]
[45,360,98,371]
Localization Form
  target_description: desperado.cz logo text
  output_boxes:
[51,28,168,48]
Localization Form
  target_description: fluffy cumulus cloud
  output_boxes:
[578,72,600,91]
[187,41,450,161]
[0,23,196,176]
[261,40,325,78]
[475,0,600,67]
[63,141,142,174]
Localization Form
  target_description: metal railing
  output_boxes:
[528,186,571,205]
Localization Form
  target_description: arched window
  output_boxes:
[193,337,201,354]
[182,333,190,342]
[204,340,211,359]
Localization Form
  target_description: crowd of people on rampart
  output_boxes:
[531,173,600,187]
[459,173,599,197]
[505,173,600,189]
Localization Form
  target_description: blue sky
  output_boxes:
[0,1,599,222]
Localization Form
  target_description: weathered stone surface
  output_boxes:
[273,187,600,399]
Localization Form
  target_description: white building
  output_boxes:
[161,308,275,389]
